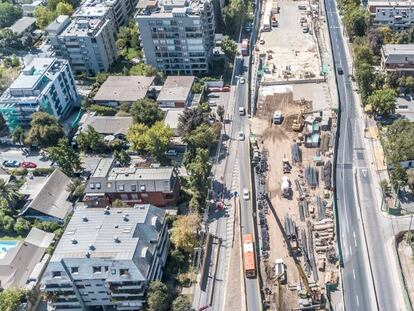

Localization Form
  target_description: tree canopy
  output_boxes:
[26,112,65,148]
[0,287,25,311]
[130,98,164,126]
[177,107,205,136]
[46,138,81,176]
[129,63,158,76]
[171,295,192,311]
[222,0,248,37]
[76,125,107,154]
[170,214,201,253]
[0,2,22,28]
[146,281,171,311]
[382,119,414,164]
[221,36,238,62]
[366,88,396,116]
[184,123,217,152]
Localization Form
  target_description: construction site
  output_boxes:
[248,0,340,308]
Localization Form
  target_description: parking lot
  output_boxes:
[0,147,52,169]
[257,0,321,82]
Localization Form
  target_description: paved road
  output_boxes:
[0,148,52,169]
[325,0,405,310]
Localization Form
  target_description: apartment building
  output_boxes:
[136,0,215,75]
[84,157,180,207]
[46,13,117,75]
[381,44,414,72]
[74,0,137,29]
[0,57,78,131]
[41,204,169,311]
[368,0,414,29]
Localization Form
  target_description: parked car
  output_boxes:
[239,77,245,84]
[21,161,37,168]
[2,160,20,168]
[259,38,265,44]
[337,67,343,75]
[239,131,245,140]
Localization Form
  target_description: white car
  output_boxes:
[243,188,250,200]
[259,38,265,44]
[238,131,245,140]
[239,77,245,84]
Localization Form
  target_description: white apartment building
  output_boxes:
[136,0,215,75]
[46,13,117,75]
[0,57,78,131]
[41,205,169,311]
[368,0,414,29]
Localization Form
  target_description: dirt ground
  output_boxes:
[397,238,414,306]
[251,86,336,309]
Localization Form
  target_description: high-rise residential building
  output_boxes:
[0,57,78,131]
[46,13,118,75]
[136,0,215,75]
[41,204,169,311]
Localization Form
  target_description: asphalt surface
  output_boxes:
[325,0,404,310]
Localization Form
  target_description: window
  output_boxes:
[131,194,139,200]
[140,185,146,191]
[104,266,109,272]
[90,183,95,189]
[107,183,112,188]
[120,269,129,276]
[119,185,124,191]
[52,271,62,278]
[111,269,116,275]
[96,182,101,189]
[131,185,136,191]
[93,266,102,273]
[71,267,79,274]
[98,291,106,294]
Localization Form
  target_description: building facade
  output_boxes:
[0,57,78,131]
[41,205,169,311]
[368,0,414,29]
[46,13,118,75]
[136,0,215,75]
[381,44,414,73]
[84,158,180,207]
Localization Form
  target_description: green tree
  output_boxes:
[129,63,157,76]
[126,123,149,153]
[34,6,55,29]
[0,29,23,51]
[221,36,238,62]
[0,112,8,137]
[170,214,200,253]
[55,2,74,16]
[366,88,396,116]
[0,210,15,233]
[26,112,65,148]
[76,125,107,154]
[171,295,191,311]
[407,168,414,193]
[186,148,211,196]
[222,0,248,37]
[0,178,20,208]
[177,107,205,136]
[344,6,369,38]
[116,22,140,59]
[66,179,85,201]
[391,163,408,190]
[14,218,31,235]
[399,76,414,94]
[11,126,25,145]
[146,281,171,311]
[130,98,163,126]
[88,104,117,116]
[355,62,375,100]
[114,149,131,166]
[0,2,22,28]
[46,138,81,176]
[216,105,225,122]
[184,124,216,152]
[145,121,173,161]
[0,287,25,311]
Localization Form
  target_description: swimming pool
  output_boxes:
[0,241,18,253]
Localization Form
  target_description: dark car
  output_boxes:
[2,160,20,168]
[337,67,344,75]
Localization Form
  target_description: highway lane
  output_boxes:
[325,0,404,309]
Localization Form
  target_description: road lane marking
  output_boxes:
[353,231,357,247]
[353,269,356,280]
[356,295,360,306]
[349,246,352,255]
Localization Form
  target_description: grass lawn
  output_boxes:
[0,235,24,241]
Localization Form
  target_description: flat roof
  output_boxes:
[163,108,184,130]
[94,76,155,102]
[50,205,165,261]
[8,58,55,90]
[383,44,414,56]
[79,112,133,136]
[9,17,36,34]
[157,76,195,102]
[108,166,174,181]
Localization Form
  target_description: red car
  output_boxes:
[21,161,37,168]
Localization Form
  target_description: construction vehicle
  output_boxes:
[282,156,292,173]
[281,176,291,197]
[292,113,304,132]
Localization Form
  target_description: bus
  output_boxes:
[243,234,256,278]
[241,39,249,56]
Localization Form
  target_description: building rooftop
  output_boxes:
[163,108,184,134]
[0,228,54,289]
[50,205,166,265]
[19,169,72,221]
[383,44,414,56]
[61,14,108,37]
[74,4,110,18]
[45,15,70,34]
[8,58,55,91]
[79,112,133,136]
[136,0,209,15]
[8,17,36,35]
[157,76,195,102]
[368,0,414,7]
[108,166,175,181]
[93,76,155,102]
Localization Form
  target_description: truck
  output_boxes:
[241,39,249,56]
[273,110,282,124]
[281,175,291,197]
[275,258,286,283]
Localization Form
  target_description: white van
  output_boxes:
[239,107,246,115]
[273,110,282,124]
